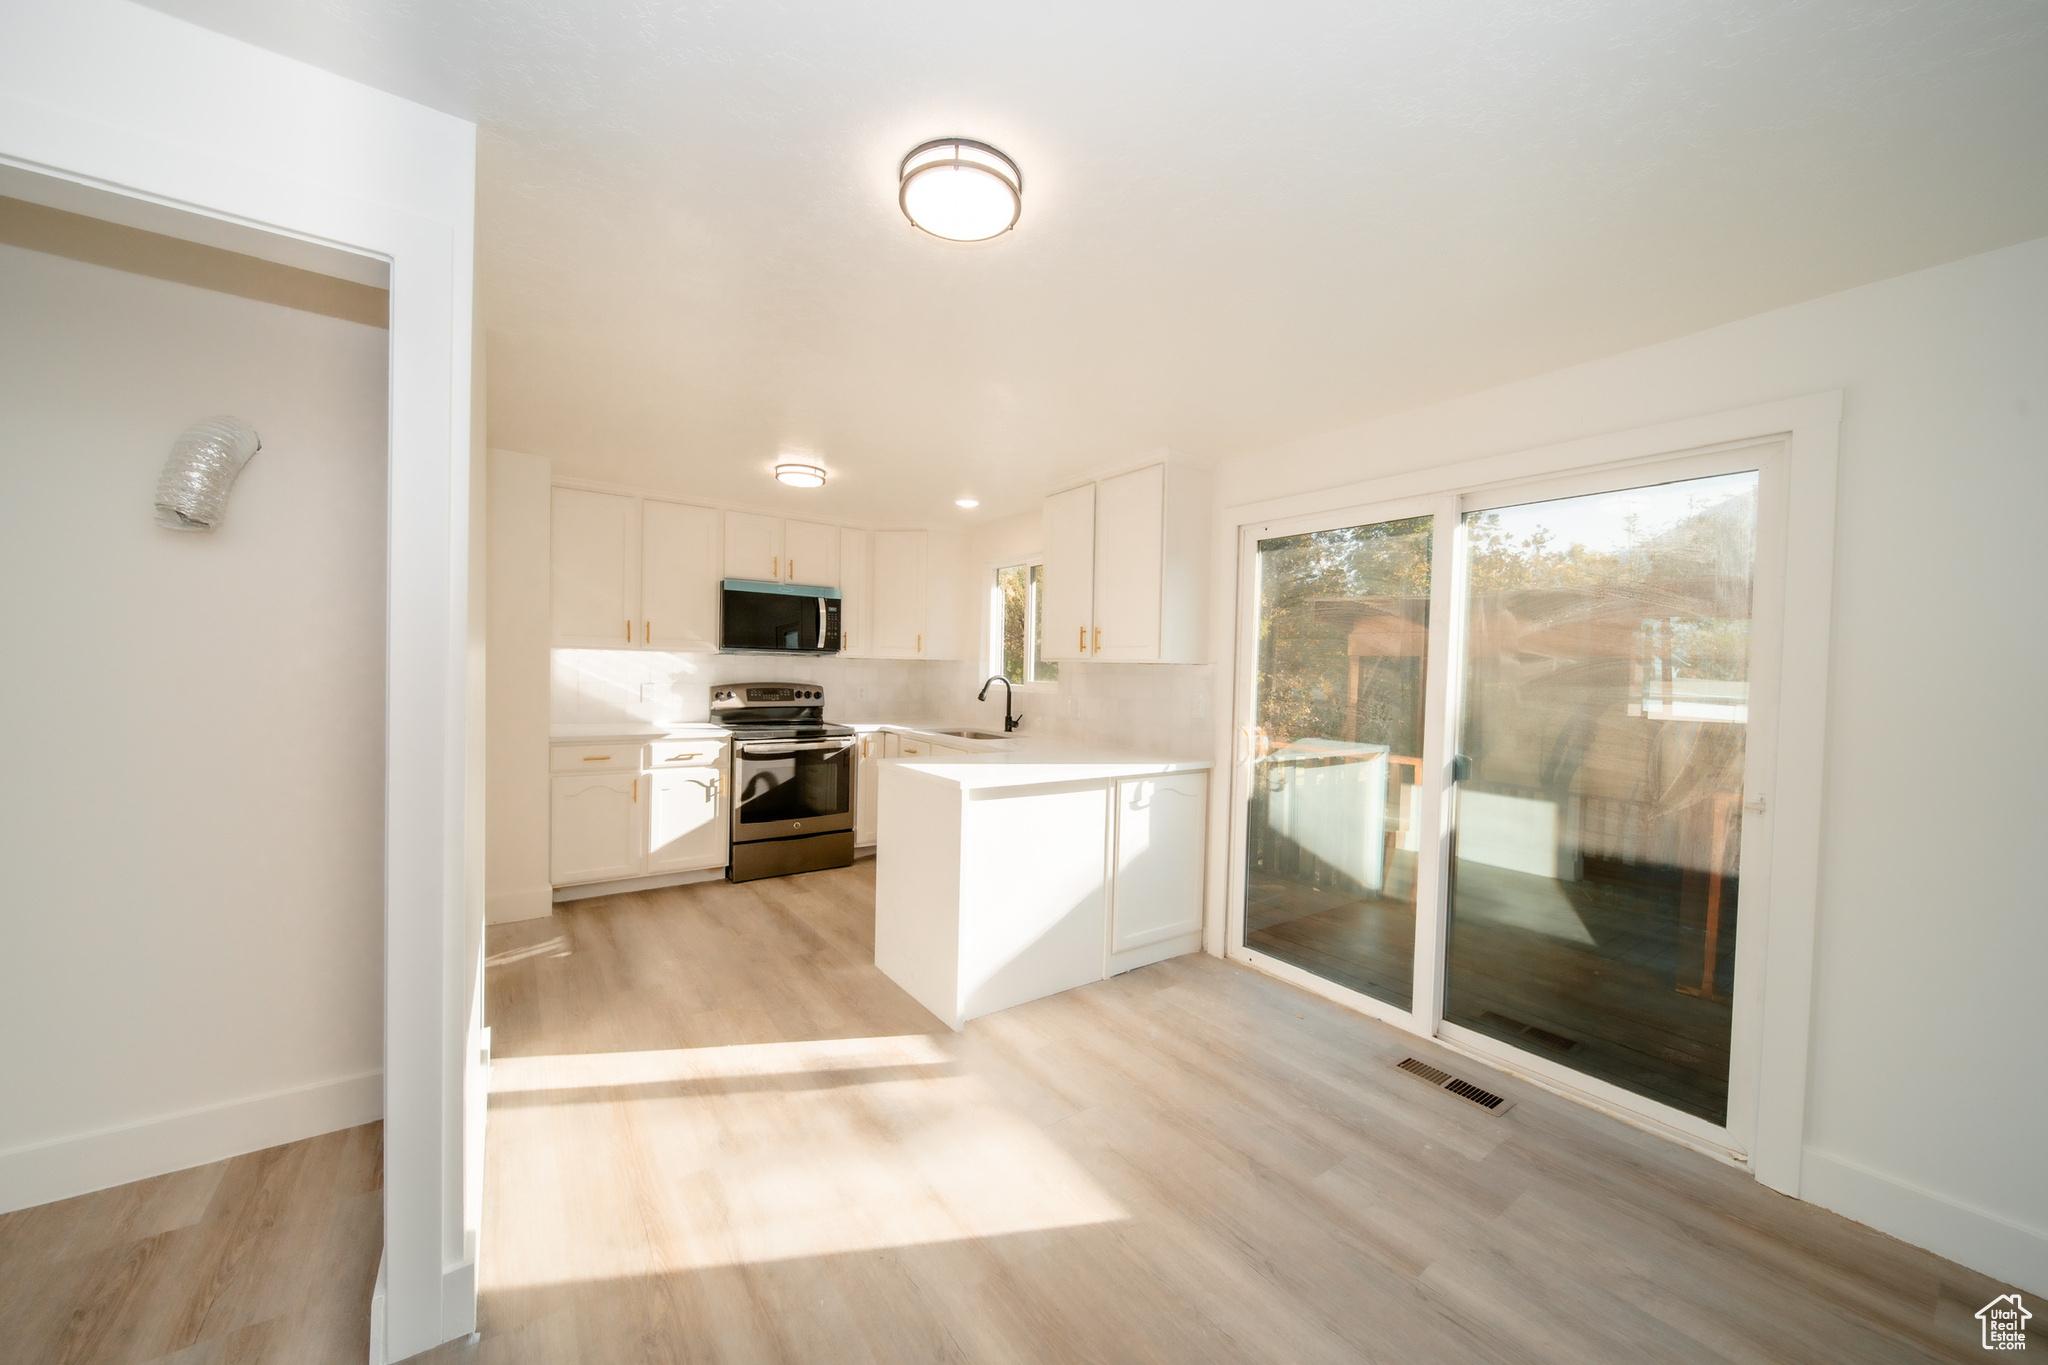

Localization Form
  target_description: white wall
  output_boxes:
[0,241,387,1205]
[1212,235,2048,1294]
[486,449,553,923]
[957,510,1215,759]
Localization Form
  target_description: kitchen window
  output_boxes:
[994,561,1059,685]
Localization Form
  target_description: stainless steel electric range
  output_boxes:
[711,683,858,882]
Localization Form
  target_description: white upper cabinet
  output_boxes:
[1093,464,1165,661]
[783,519,840,588]
[870,529,928,657]
[553,488,638,648]
[640,500,721,649]
[1039,458,1209,665]
[839,527,871,656]
[723,511,781,582]
[1041,483,1096,663]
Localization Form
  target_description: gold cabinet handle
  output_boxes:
[916,633,922,653]
[772,555,779,578]
[788,559,795,581]
[1094,627,1102,653]
[582,755,612,761]
[644,620,650,643]
[1078,625,1086,651]
[632,778,638,803]
[625,619,632,643]
[861,737,870,757]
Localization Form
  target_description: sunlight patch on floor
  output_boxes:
[483,1035,1129,1287]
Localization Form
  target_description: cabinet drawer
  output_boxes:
[896,738,929,757]
[649,739,726,768]
[551,743,643,773]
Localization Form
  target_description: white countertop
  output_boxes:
[549,721,1209,789]
[876,732,1211,791]
[550,722,730,742]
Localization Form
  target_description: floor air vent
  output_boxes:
[1395,1057,1515,1114]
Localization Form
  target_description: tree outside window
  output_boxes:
[996,562,1059,684]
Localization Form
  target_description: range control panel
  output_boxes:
[711,683,826,713]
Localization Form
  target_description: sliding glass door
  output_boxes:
[1242,513,1433,1011]
[1232,452,1773,1143]
[1443,471,1758,1125]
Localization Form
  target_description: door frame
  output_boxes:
[1209,392,1841,1195]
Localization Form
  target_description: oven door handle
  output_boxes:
[740,740,853,756]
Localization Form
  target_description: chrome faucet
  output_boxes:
[978,675,1023,732]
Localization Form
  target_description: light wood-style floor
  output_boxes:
[426,859,2019,1364]
[4,861,2028,1363]
[0,1123,381,1363]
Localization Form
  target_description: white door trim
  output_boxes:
[1206,391,1841,1196]
[0,18,482,1357]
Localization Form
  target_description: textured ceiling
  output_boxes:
[137,0,2048,524]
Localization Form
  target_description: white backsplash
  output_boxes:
[958,661,1217,760]
[552,650,1217,760]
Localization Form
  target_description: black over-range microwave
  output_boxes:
[720,579,842,653]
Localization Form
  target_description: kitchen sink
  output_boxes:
[930,728,1009,740]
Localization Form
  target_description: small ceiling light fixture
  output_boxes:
[774,461,826,488]
[899,138,1022,242]
[954,497,980,508]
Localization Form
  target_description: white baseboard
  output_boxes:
[1801,1147,2047,1296]
[0,1069,383,1215]
[486,883,554,923]
[552,866,724,902]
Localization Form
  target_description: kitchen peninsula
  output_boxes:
[873,739,1211,1030]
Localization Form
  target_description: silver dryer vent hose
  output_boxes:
[154,415,261,532]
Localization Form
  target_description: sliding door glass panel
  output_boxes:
[1244,515,1431,1009]
[1445,471,1757,1124]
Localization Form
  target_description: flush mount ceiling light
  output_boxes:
[899,139,1022,242]
[774,461,826,488]
[954,497,980,508]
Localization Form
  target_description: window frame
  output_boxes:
[989,556,1061,692]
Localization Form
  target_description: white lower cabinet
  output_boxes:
[551,740,730,887]
[550,772,642,885]
[855,733,880,845]
[1109,772,1208,968]
[647,766,725,873]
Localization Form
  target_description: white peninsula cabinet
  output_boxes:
[1042,457,1210,664]
[874,757,1209,1030]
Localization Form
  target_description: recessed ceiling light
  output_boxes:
[900,139,1022,242]
[774,461,826,488]
[955,497,980,508]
